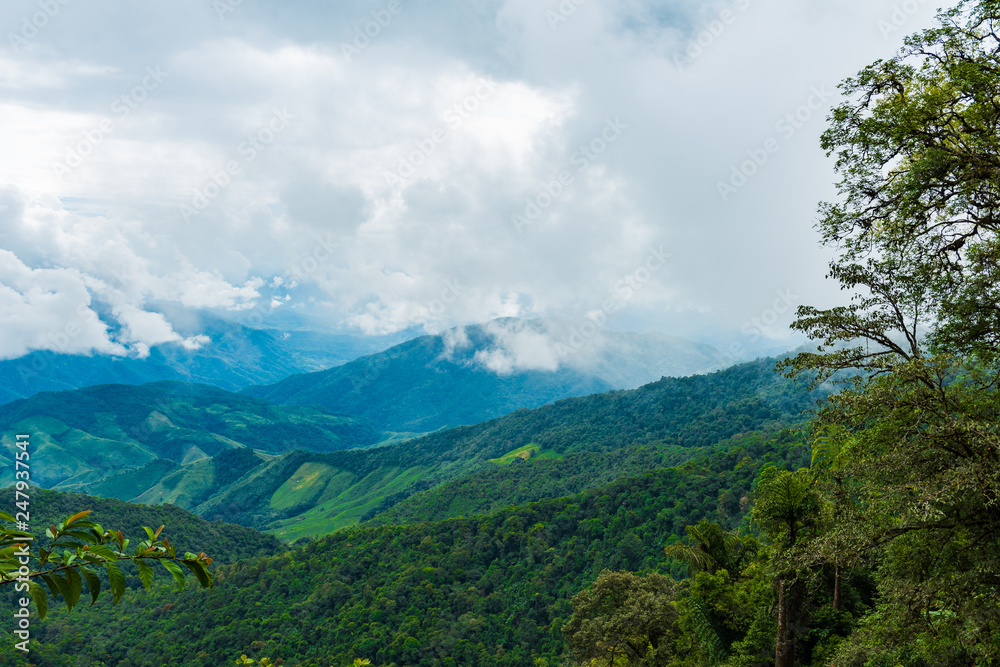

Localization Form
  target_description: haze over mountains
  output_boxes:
[243,318,729,432]
[0,313,405,405]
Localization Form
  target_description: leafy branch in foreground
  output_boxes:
[0,509,213,620]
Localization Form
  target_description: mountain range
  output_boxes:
[0,313,404,405]
[0,353,819,543]
[242,318,729,433]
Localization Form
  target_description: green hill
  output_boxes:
[0,430,808,666]
[0,358,820,544]
[199,357,822,540]
[0,381,381,492]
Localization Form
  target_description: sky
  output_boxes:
[0,0,945,362]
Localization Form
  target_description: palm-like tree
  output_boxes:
[664,519,756,576]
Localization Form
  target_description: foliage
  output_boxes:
[0,508,213,620]
[0,433,808,666]
[664,519,758,577]
[562,570,680,666]
[773,3,1000,663]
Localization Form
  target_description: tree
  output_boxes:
[0,509,213,621]
[562,570,680,666]
[751,468,823,667]
[780,0,1000,379]
[665,522,764,666]
[779,1,1000,662]
[664,519,757,578]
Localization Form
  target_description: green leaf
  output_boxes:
[50,572,72,611]
[158,558,186,591]
[28,581,48,621]
[80,566,101,606]
[85,545,119,562]
[180,559,213,589]
[59,529,101,544]
[106,561,126,603]
[40,573,60,601]
[0,511,15,522]
[63,567,82,612]
[135,559,154,591]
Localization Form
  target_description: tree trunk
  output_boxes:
[833,561,842,612]
[775,578,795,667]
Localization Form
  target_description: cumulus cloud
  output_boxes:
[0,0,944,354]
[472,320,563,375]
[0,188,265,359]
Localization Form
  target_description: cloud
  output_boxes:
[0,249,123,359]
[473,322,562,375]
[0,0,945,353]
[281,177,371,232]
[0,187,265,359]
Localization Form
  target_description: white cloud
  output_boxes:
[0,0,946,353]
[0,249,123,359]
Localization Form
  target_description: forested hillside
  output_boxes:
[0,381,380,492]
[196,357,821,540]
[0,357,819,544]
[0,430,808,666]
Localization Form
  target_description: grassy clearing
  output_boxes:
[265,464,430,543]
[489,443,541,465]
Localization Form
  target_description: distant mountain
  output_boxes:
[242,318,729,433]
[0,313,404,405]
[0,381,380,496]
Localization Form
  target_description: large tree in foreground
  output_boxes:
[781,1,1000,663]
[784,0,1000,377]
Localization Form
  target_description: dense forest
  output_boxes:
[0,429,808,666]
